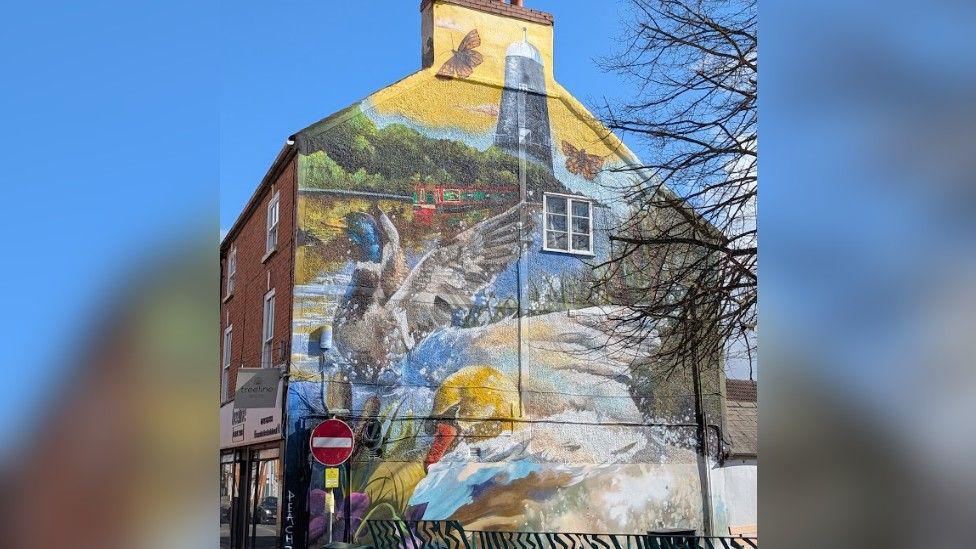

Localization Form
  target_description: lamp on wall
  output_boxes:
[307,326,333,355]
[310,325,336,415]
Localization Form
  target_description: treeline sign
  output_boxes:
[234,368,280,409]
[220,372,283,449]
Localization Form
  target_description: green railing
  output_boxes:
[365,520,758,549]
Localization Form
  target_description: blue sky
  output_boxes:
[0,1,217,450]
[220,0,629,230]
[6,2,976,531]
[0,0,632,450]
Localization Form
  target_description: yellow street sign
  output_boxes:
[325,467,340,488]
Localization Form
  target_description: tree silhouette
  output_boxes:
[595,0,757,381]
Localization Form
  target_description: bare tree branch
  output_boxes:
[593,0,758,384]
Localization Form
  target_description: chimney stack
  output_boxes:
[420,0,555,70]
[420,0,552,26]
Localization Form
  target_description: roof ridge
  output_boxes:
[420,0,554,26]
[726,379,758,402]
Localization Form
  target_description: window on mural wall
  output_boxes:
[222,326,233,402]
[266,192,279,254]
[225,246,237,297]
[261,289,275,368]
[543,193,593,255]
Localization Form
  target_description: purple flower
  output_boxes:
[306,489,373,542]
[309,516,328,542]
[335,492,372,540]
[309,488,327,517]
[405,503,428,521]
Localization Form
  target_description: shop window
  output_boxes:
[220,452,241,548]
[246,448,282,549]
[221,448,281,549]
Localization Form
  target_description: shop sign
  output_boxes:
[234,368,280,409]
[220,377,283,449]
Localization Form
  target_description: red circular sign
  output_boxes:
[310,419,355,466]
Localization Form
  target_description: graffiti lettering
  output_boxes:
[283,490,296,549]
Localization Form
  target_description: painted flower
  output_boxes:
[308,489,328,541]
[335,491,372,540]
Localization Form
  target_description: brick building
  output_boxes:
[219,145,296,548]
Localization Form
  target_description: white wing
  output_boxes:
[388,205,523,340]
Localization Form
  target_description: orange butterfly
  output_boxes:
[437,29,484,79]
[562,141,605,180]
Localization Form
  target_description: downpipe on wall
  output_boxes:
[691,352,715,537]
[516,84,528,419]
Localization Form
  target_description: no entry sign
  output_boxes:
[310,419,355,466]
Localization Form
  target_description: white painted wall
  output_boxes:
[711,459,758,533]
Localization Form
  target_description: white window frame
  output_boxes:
[265,192,280,256]
[542,193,594,255]
[225,246,237,299]
[261,289,276,368]
[222,325,233,402]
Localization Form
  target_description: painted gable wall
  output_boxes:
[282,3,734,545]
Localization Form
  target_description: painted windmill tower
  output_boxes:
[494,29,554,169]
[217,1,740,547]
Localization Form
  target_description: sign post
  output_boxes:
[310,419,355,544]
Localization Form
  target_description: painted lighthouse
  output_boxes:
[494,32,554,170]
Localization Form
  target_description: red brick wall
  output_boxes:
[419,0,554,26]
[219,156,296,404]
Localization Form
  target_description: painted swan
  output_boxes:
[334,204,522,381]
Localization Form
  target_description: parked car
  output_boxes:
[255,496,278,525]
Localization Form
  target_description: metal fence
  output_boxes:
[366,520,471,549]
[365,520,758,549]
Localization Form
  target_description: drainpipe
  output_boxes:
[691,352,715,536]
[515,86,528,418]
[688,286,714,536]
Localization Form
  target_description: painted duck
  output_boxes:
[333,205,522,381]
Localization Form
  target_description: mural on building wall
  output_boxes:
[436,29,484,78]
[285,4,727,544]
